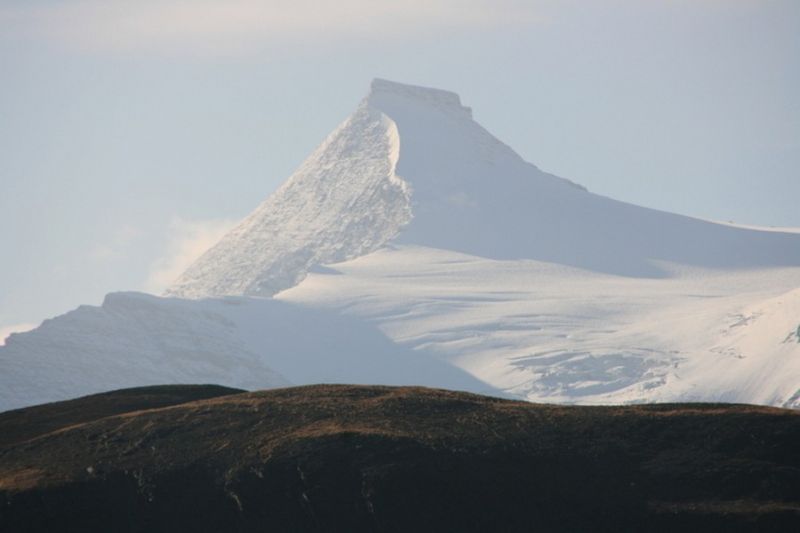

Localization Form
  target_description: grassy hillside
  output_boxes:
[1,384,799,532]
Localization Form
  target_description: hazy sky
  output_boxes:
[1,0,799,336]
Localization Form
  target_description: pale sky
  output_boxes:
[1,0,799,335]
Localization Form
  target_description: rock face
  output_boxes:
[2,384,799,532]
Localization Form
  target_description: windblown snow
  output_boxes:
[2,79,799,411]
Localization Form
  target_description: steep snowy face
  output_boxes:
[168,94,411,298]
[170,78,800,299]
[168,78,585,299]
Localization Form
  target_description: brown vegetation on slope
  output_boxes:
[1,384,799,532]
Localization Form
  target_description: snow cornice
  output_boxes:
[367,78,473,119]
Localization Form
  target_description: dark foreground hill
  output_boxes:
[0,384,244,449]
[1,385,799,532]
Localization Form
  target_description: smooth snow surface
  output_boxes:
[278,245,800,408]
[3,79,799,410]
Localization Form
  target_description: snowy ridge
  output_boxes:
[168,95,411,298]
[0,293,289,410]
[370,78,473,119]
[3,79,800,410]
[170,78,800,298]
[168,79,590,300]
[0,291,493,411]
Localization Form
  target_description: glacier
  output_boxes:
[2,79,799,411]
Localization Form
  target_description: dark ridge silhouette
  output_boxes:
[1,384,799,532]
[0,384,244,448]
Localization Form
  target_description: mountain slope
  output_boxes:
[169,78,800,299]
[0,293,288,410]
[2,79,798,411]
[2,385,799,532]
[278,245,800,407]
[0,384,243,449]
[0,292,494,412]
[167,89,411,298]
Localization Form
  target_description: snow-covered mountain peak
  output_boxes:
[167,93,410,299]
[168,79,800,300]
[4,79,800,412]
[167,79,533,299]
[367,78,473,120]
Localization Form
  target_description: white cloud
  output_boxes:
[144,216,236,294]
[0,323,38,346]
[0,0,545,56]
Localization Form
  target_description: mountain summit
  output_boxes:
[3,79,799,412]
[166,79,413,298]
[168,79,800,299]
